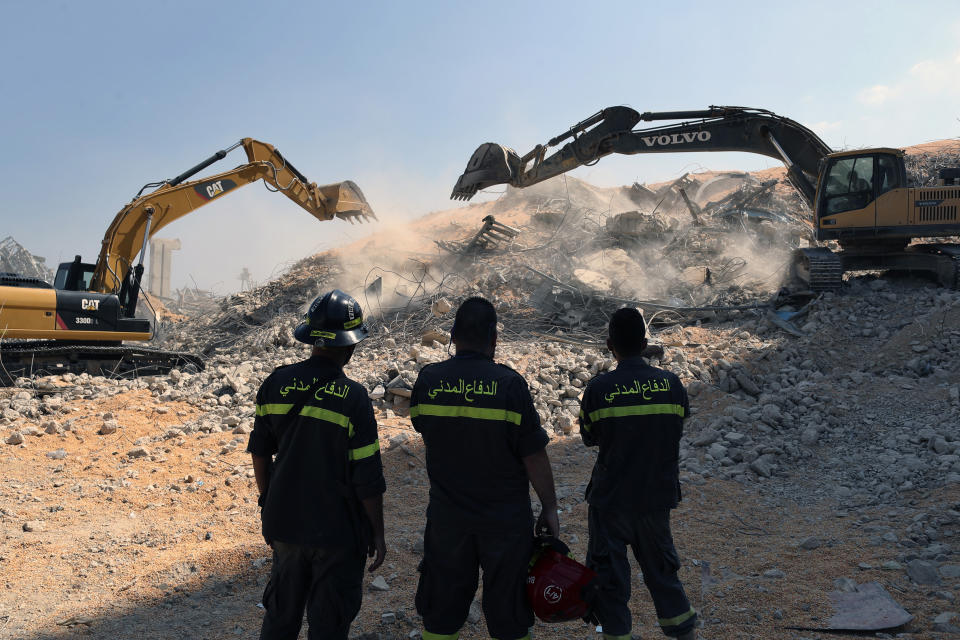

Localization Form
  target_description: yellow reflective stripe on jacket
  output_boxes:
[409,403,522,425]
[658,605,697,628]
[300,405,355,437]
[579,408,592,432]
[421,631,459,640]
[256,403,294,417]
[255,404,355,437]
[349,439,380,461]
[602,634,632,640]
[588,403,686,422]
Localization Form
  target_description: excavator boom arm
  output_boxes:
[91,138,375,295]
[451,106,832,208]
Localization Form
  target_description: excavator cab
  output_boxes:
[54,255,96,291]
[815,149,908,241]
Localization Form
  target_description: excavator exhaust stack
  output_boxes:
[451,143,521,201]
[319,180,377,223]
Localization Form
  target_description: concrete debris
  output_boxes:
[905,141,960,186]
[430,297,452,317]
[819,582,913,631]
[368,576,389,592]
[435,215,520,255]
[99,420,119,435]
[23,520,44,532]
[0,236,53,282]
[0,149,959,637]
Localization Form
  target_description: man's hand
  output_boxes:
[360,494,386,572]
[536,507,560,538]
[523,449,560,537]
[367,534,386,572]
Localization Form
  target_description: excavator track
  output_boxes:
[915,243,960,289]
[790,247,843,292]
[0,341,203,385]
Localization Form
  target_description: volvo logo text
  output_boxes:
[641,131,711,147]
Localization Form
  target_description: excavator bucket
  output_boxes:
[317,180,377,224]
[451,143,522,201]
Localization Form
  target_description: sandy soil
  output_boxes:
[0,374,951,640]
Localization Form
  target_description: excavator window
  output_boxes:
[877,154,901,195]
[823,155,875,215]
[54,257,96,291]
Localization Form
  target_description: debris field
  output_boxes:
[1,142,960,639]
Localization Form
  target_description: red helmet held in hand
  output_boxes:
[527,536,598,623]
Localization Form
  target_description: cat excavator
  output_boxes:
[451,106,960,291]
[0,138,375,381]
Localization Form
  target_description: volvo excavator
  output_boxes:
[451,106,960,291]
[0,138,375,382]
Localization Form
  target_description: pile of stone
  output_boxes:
[5,153,960,500]
[0,236,53,282]
[905,142,960,186]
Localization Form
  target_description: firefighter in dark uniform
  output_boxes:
[579,308,697,640]
[247,289,386,640]
[410,297,559,640]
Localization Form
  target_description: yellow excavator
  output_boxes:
[451,106,960,291]
[0,138,375,380]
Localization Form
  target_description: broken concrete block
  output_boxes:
[431,297,452,317]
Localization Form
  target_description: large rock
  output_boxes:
[907,559,942,586]
[692,429,720,447]
[22,520,44,532]
[368,576,389,592]
[707,443,729,460]
[800,428,820,446]
[99,420,119,435]
[431,297,452,317]
[42,420,61,435]
[932,612,960,634]
[760,404,782,425]
[734,372,761,396]
[798,537,821,550]
[750,454,776,478]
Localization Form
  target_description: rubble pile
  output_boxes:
[905,140,960,186]
[89,164,960,495]
[155,254,342,357]
[0,236,53,282]
[2,152,960,637]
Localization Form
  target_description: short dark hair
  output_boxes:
[452,296,497,345]
[608,307,646,356]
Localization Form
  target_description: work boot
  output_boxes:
[675,628,697,640]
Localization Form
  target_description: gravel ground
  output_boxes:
[3,154,960,638]
[1,269,959,639]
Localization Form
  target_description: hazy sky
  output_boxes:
[2,1,958,294]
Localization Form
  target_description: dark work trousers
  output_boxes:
[259,541,364,640]
[415,519,534,640]
[587,507,697,638]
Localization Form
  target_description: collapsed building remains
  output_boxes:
[0,236,53,283]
